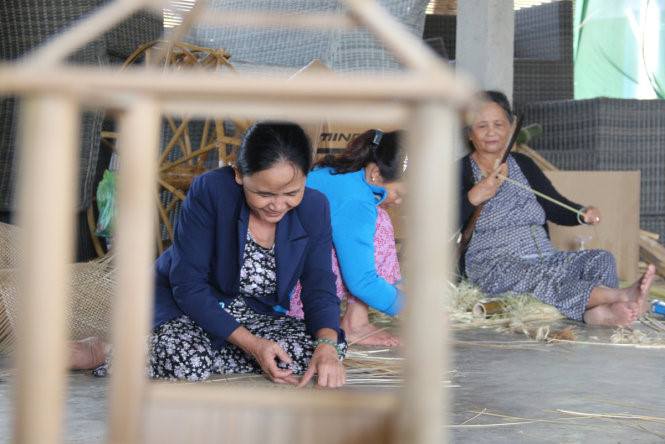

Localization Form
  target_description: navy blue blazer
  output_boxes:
[153,167,340,349]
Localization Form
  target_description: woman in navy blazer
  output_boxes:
[75,123,346,387]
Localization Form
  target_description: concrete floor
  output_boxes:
[451,325,665,443]
[0,322,664,443]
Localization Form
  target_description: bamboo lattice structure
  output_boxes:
[0,1,477,443]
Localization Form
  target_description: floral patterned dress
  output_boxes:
[95,231,347,381]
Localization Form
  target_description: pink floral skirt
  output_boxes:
[287,206,401,319]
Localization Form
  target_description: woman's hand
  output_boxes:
[582,206,602,225]
[228,326,298,385]
[248,337,299,385]
[297,343,345,389]
[467,162,508,206]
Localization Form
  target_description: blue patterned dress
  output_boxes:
[465,155,618,321]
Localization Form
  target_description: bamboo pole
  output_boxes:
[160,142,218,173]
[399,103,457,444]
[163,116,191,164]
[196,11,357,30]
[24,0,146,66]
[160,99,409,126]
[107,99,160,444]
[0,66,475,107]
[182,123,193,157]
[14,94,79,444]
[148,383,398,409]
[157,179,187,201]
[217,136,243,146]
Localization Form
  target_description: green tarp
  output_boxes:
[574,0,665,99]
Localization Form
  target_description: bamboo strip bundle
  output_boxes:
[447,281,564,327]
[556,409,665,425]
[181,348,457,389]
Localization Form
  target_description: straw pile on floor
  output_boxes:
[444,280,573,342]
[446,280,665,346]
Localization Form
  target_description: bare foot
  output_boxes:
[343,322,400,347]
[69,337,107,370]
[583,301,638,326]
[635,264,656,316]
[341,300,400,347]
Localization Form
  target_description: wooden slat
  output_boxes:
[197,10,357,30]
[145,384,398,444]
[107,99,160,444]
[399,103,457,444]
[149,383,398,409]
[160,99,409,126]
[0,66,475,107]
[14,94,79,444]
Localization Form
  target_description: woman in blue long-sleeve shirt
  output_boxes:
[297,130,407,346]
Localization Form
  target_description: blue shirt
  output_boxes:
[153,167,341,349]
[307,167,404,316]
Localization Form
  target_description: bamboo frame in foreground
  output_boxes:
[107,100,161,444]
[6,1,476,443]
[14,94,79,444]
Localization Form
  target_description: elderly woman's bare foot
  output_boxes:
[583,301,638,326]
[635,264,656,316]
[69,337,107,370]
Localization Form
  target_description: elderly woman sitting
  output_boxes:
[459,91,655,326]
